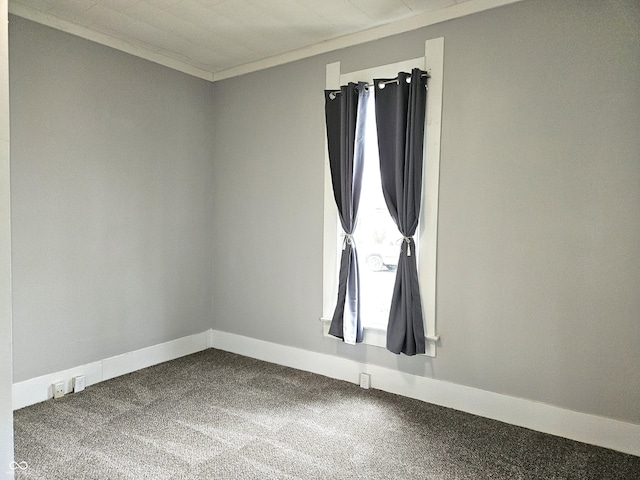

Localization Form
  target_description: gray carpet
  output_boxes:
[13,349,640,479]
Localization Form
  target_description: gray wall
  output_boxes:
[9,16,214,382]
[7,0,639,429]
[212,0,640,424]
[1,1,14,477]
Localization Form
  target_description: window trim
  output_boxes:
[321,38,444,357]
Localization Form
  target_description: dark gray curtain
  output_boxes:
[374,69,428,355]
[324,82,368,344]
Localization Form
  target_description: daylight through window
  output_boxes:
[351,92,412,330]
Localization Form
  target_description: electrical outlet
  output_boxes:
[359,373,371,389]
[73,375,86,393]
[53,381,65,399]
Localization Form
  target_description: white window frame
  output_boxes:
[321,37,444,357]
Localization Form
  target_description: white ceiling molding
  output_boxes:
[9,0,523,83]
[213,0,522,81]
[8,3,215,81]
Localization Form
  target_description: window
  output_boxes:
[322,38,443,356]
[352,91,405,331]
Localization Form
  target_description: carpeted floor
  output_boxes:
[13,349,640,479]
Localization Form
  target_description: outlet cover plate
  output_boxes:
[73,375,86,393]
[53,381,65,399]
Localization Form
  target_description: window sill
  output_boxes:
[320,317,438,357]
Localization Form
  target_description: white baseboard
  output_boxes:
[13,328,639,457]
[210,329,640,457]
[13,330,210,410]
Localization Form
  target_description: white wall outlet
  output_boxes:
[73,375,86,393]
[53,381,65,399]
[359,373,371,389]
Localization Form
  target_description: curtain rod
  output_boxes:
[327,72,430,99]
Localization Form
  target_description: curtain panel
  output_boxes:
[324,82,369,344]
[374,68,428,355]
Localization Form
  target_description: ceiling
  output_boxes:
[9,0,520,81]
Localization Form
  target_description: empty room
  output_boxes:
[0,0,639,478]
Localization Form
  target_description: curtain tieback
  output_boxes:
[399,236,413,256]
[341,233,354,250]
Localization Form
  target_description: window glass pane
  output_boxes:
[353,93,401,330]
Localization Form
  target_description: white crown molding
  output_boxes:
[9,0,523,83]
[213,0,522,81]
[8,2,214,81]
